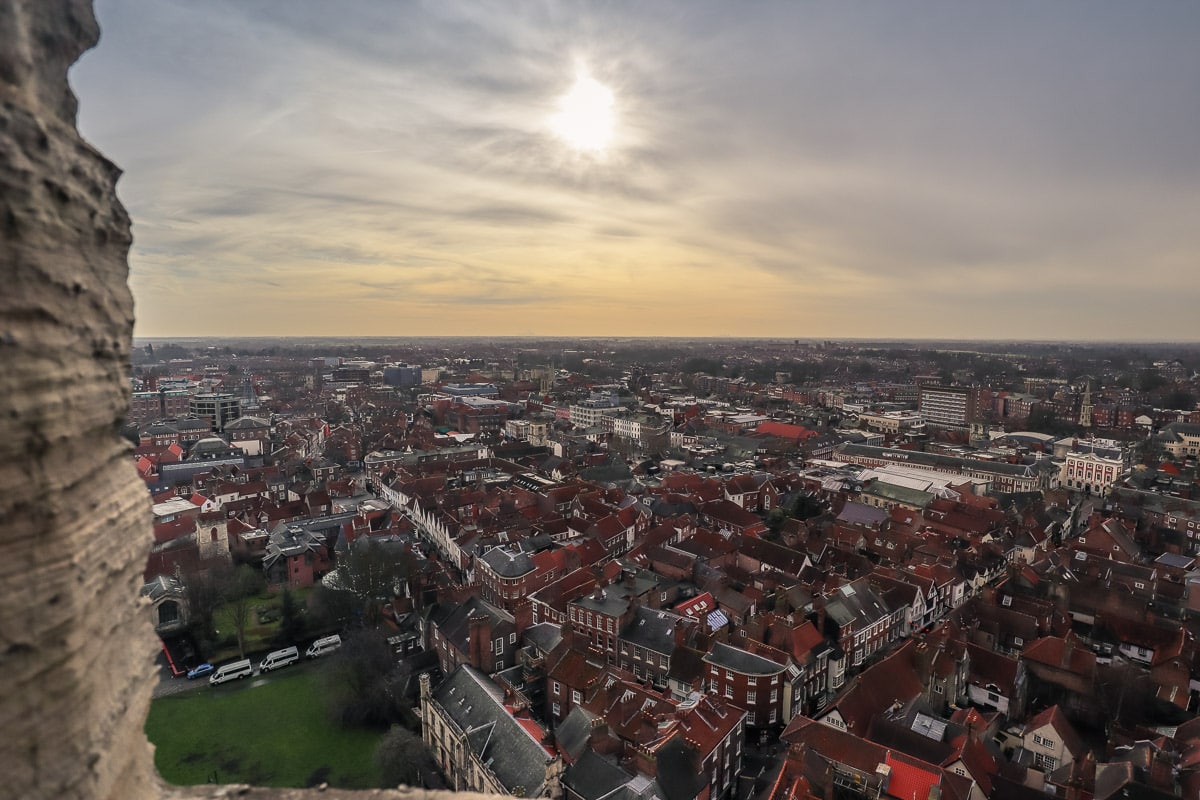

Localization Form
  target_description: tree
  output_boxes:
[276,586,306,646]
[320,630,410,728]
[183,563,235,654]
[374,725,431,788]
[332,537,416,618]
[223,564,266,660]
[1162,389,1197,411]
[1138,368,1167,393]
[307,584,359,632]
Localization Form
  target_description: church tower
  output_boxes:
[1078,379,1094,428]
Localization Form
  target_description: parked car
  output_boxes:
[258,646,299,673]
[305,635,342,659]
[186,663,214,680]
[209,659,253,685]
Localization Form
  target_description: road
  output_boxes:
[152,654,325,699]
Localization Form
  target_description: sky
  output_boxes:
[72,1,1200,341]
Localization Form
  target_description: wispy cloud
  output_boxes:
[75,0,1200,339]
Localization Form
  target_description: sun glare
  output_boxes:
[552,68,615,153]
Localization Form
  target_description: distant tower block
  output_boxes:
[1079,379,1094,428]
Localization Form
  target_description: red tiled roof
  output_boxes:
[675,591,716,618]
[1022,636,1096,677]
[756,421,818,441]
[1024,705,1086,760]
[884,751,940,800]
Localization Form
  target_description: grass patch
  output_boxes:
[146,670,383,789]
[208,587,313,663]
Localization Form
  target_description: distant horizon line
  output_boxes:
[132,335,1200,345]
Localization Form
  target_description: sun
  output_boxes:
[552,68,615,153]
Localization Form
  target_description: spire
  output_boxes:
[1078,379,1094,428]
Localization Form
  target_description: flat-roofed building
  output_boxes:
[859,410,925,435]
[918,385,976,428]
[188,392,241,432]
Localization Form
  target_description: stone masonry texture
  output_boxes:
[0,3,501,799]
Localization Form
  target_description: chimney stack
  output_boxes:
[513,597,533,633]
[468,611,494,673]
[674,619,688,647]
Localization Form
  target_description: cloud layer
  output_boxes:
[73,1,1200,339]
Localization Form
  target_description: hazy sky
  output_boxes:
[73,1,1200,340]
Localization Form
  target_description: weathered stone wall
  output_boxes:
[1,3,505,799]
[1,1,159,797]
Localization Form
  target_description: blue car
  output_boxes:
[186,662,214,680]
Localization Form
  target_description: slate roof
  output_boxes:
[524,622,563,655]
[224,415,269,431]
[703,641,787,676]
[430,596,514,654]
[839,443,1058,478]
[480,545,535,578]
[555,705,599,763]
[621,606,686,655]
[655,735,707,800]
[139,574,184,600]
[564,750,646,800]
[262,524,324,568]
[824,579,894,628]
[433,665,556,796]
[837,501,890,528]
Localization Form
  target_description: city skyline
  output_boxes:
[73,1,1200,340]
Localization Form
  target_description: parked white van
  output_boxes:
[305,635,342,659]
[258,646,299,673]
[209,658,253,685]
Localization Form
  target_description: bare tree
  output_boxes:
[321,630,411,728]
[223,564,265,660]
[183,562,235,654]
[374,725,431,788]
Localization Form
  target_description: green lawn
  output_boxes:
[208,587,313,663]
[146,671,383,789]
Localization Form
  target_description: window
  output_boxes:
[710,679,718,693]
[494,637,504,655]
[747,691,756,703]
[1034,753,1057,770]
[509,632,516,644]
[770,689,778,702]
[552,702,560,716]
[572,690,582,703]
